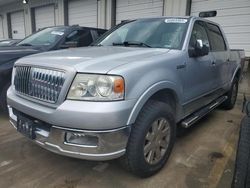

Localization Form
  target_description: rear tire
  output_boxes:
[232,116,250,188]
[121,100,176,177]
[0,83,10,113]
[222,78,239,110]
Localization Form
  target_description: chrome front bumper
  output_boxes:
[8,106,131,161]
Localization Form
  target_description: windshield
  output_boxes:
[17,27,67,47]
[97,18,188,49]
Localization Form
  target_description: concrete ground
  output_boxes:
[0,71,249,188]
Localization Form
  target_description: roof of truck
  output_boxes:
[124,16,220,27]
[37,25,107,32]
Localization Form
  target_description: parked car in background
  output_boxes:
[0,39,21,47]
[0,25,107,112]
[7,16,244,177]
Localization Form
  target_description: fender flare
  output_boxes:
[126,81,182,125]
[231,65,242,83]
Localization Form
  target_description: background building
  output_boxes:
[0,0,249,57]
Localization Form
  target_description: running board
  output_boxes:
[181,96,228,128]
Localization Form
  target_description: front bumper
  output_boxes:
[7,87,136,130]
[8,106,131,160]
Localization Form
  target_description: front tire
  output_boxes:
[121,100,176,177]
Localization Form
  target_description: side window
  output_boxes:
[97,30,106,36]
[189,21,210,49]
[64,30,93,47]
[207,23,227,51]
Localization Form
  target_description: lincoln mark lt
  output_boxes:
[7,16,244,177]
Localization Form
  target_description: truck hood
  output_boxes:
[0,46,41,65]
[17,46,170,73]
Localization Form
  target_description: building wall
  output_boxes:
[0,0,188,40]
[191,0,250,57]
[0,0,65,38]
[164,0,189,16]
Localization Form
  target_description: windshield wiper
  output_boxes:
[18,43,33,46]
[113,41,152,48]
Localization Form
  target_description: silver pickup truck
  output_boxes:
[7,16,244,177]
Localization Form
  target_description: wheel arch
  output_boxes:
[127,81,182,125]
[231,67,242,83]
[235,68,242,81]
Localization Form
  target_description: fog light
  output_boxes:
[65,132,98,147]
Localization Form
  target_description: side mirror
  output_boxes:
[189,39,209,57]
[60,41,78,49]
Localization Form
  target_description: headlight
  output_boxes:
[67,74,125,101]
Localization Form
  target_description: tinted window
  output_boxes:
[65,30,93,47]
[207,23,227,51]
[97,30,106,36]
[189,21,210,49]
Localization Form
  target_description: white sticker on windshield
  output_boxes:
[51,31,64,36]
[165,18,187,23]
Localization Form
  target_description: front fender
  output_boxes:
[126,81,182,125]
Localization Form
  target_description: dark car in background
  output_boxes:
[0,25,107,112]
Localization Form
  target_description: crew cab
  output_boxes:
[7,16,244,177]
[0,25,107,112]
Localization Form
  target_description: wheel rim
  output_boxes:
[231,83,238,104]
[143,118,171,165]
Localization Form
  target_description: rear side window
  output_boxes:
[65,30,93,47]
[206,23,227,51]
[97,30,107,36]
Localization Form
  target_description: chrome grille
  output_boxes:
[14,66,65,103]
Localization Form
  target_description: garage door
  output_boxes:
[34,5,55,31]
[116,0,164,24]
[0,17,4,39]
[191,0,250,57]
[10,11,25,39]
[68,0,97,27]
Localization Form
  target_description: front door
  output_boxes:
[183,20,215,115]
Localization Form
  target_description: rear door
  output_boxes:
[206,23,229,90]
